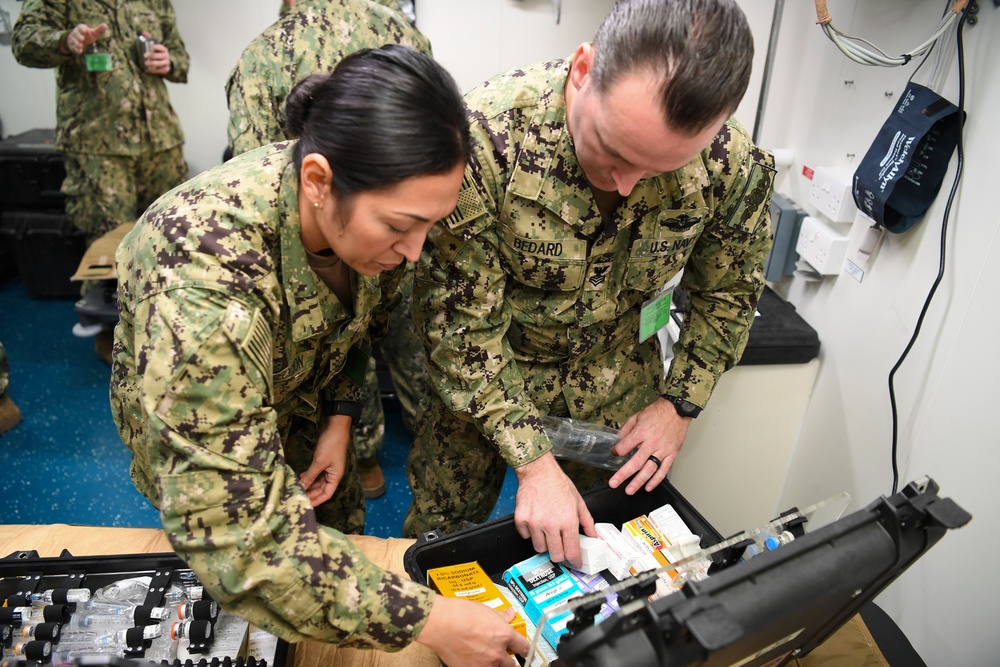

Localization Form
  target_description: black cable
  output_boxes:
[887,6,969,495]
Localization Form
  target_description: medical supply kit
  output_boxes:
[404,476,969,666]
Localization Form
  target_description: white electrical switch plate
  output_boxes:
[795,215,850,275]
[808,167,858,223]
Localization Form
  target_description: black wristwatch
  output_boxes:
[322,399,362,420]
[663,395,702,419]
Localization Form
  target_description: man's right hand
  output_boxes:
[64,23,108,55]
[513,452,597,567]
[416,594,529,666]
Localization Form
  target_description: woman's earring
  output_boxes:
[313,201,320,209]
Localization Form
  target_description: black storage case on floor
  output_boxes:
[0,550,292,667]
[0,128,66,211]
[739,287,820,365]
[0,210,85,298]
[0,232,17,285]
[404,477,969,667]
[672,286,820,366]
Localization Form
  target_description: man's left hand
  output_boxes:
[141,31,171,75]
[608,398,691,494]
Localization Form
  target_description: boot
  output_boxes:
[94,328,114,366]
[0,394,22,436]
[358,456,386,499]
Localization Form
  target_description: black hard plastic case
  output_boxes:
[404,477,969,667]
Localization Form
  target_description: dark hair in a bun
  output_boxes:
[284,74,323,140]
[285,45,470,196]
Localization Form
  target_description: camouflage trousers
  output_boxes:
[402,360,663,538]
[353,266,428,459]
[282,412,366,534]
[61,145,187,244]
[403,330,666,537]
[0,341,10,398]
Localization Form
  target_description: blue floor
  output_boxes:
[0,274,517,538]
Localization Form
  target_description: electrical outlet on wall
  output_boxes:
[795,216,850,275]
[808,167,858,223]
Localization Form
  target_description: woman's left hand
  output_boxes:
[299,415,352,506]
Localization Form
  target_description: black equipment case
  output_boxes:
[0,551,292,667]
[672,286,820,366]
[738,286,820,365]
[404,477,969,667]
[0,210,86,298]
[0,129,66,211]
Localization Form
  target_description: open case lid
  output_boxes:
[556,477,970,667]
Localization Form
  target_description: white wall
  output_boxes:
[418,0,767,134]
[757,1,998,663]
[0,0,277,175]
[0,0,769,174]
[2,0,995,663]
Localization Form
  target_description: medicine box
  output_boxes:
[503,554,586,648]
[427,561,526,637]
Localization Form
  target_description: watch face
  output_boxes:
[670,397,701,418]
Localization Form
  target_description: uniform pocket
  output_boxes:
[272,347,315,400]
[498,223,588,291]
[622,209,706,291]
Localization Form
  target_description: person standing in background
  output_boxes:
[11,0,189,365]
[227,0,433,499]
[279,0,407,19]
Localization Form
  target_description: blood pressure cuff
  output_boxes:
[852,82,964,233]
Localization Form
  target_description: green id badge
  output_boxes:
[84,52,112,72]
[639,289,673,343]
[341,344,370,387]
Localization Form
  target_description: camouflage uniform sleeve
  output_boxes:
[11,0,74,69]
[225,65,255,156]
[667,121,776,406]
[225,45,282,156]
[319,347,367,405]
[157,0,189,83]
[417,148,552,468]
[136,287,433,648]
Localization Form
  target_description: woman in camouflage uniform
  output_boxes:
[111,46,528,664]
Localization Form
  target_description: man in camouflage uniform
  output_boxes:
[12,0,189,363]
[278,0,407,24]
[403,0,775,566]
[227,0,429,156]
[0,342,22,436]
[226,0,432,498]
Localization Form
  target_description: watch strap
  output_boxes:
[322,399,362,420]
[663,395,702,419]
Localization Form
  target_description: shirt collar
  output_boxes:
[276,145,354,341]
